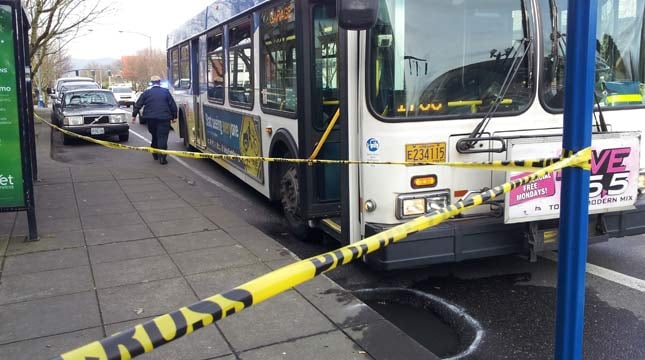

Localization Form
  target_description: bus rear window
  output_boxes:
[369,0,534,120]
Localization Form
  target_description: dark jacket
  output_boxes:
[133,86,178,121]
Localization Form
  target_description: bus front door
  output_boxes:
[298,0,345,233]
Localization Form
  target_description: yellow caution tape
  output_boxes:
[52,147,591,360]
[36,114,590,171]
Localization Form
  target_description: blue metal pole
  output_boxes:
[555,1,597,359]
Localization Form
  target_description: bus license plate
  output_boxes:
[405,142,446,164]
[91,127,105,135]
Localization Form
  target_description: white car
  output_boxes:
[109,85,136,107]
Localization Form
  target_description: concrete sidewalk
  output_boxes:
[0,110,439,360]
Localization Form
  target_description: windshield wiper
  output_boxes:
[457,37,532,152]
[457,0,532,153]
[549,0,608,133]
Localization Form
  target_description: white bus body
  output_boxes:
[167,0,645,269]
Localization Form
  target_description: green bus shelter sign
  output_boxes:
[0,5,25,208]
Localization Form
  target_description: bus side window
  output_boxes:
[207,30,225,103]
[372,30,395,116]
[178,44,191,90]
[170,47,180,90]
[259,0,297,114]
[229,17,253,108]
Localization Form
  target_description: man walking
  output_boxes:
[132,76,178,165]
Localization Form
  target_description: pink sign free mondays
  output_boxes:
[504,133,640,224]
[509,172,556,206]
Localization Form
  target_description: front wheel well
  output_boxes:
[268,130,299,202]
[269,141,290,202]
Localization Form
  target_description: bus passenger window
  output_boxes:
[207,31,225,103]
[177,44,191,90]
[229,17,253,108]
[170,48,180,89]
[260,0,297,113]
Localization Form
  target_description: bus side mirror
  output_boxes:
[337,0,379,31]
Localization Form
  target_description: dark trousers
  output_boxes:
[147,119,171,151]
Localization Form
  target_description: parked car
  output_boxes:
[48,77,96,105]
[109,85,136,107]
[50,81,100,117]
[52,89,130,145]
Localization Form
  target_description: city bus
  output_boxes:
[166,0,645,269]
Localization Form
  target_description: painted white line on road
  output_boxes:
[129,128,247,202]
[541,251,645,293]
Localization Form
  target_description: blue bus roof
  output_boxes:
[166,0,267,48]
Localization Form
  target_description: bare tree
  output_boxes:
[23,0,113,77]
[36,42,72,91]
[123,49,167,91]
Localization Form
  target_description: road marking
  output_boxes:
[128,128,248,202]
[541,251,645,293]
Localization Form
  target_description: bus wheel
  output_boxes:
[279,163,309,239]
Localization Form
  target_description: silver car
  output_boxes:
[53,89,130,145]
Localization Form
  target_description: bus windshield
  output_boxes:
[541,0,645,110]
[369,0,534,120]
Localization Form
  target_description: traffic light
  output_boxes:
[107,70,112,77]
[75,70,79,76]
[90,70,96,78]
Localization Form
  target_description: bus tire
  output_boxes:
[279,162,310,239]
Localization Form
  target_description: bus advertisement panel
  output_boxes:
[505,133,641,223]
[203,105,264,183]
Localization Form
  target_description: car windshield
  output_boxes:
[369,0,534,120]
[64,91,118,107]
[541,0,645,109]
[112,87,132,93]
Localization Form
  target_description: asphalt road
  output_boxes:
[50,116,645,360]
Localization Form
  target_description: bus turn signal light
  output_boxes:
[411,175,437,189]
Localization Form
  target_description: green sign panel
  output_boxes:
[0,5,25,208]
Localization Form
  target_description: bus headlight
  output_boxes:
[63,116,83,125]
[397,190,450,219]
[401,198,425,217]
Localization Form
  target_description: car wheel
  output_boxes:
[118,133,129,142]
[279,162,310,239]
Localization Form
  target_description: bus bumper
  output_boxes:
[364,197,645,270]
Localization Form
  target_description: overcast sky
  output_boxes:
[66,0,214,60]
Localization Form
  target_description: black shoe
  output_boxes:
[152,153,158,160]
[159,156,168,165]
